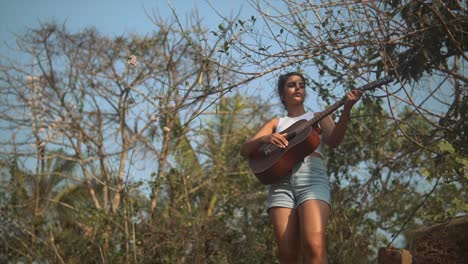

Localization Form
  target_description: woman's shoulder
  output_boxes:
[267,116,280,125]
[263,117,280,131]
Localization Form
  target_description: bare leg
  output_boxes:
[270,207,301,263]
[298,200,330,264]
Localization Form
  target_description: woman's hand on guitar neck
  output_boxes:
[264,133,289,149]
[343,89,363,112]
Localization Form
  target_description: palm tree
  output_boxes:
[144,93,278,262]
[0,150,81,261]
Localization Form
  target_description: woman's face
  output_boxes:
[282,75,306,107]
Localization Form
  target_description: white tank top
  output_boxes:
[275,112,324,157]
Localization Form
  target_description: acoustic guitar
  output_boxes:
[248,76,394,185]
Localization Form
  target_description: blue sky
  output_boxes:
[0,0,297,111]
[0,0,253,51]
[0,0,264,187]
[0,0,269,99]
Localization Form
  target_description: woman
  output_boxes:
[240,72,362,263]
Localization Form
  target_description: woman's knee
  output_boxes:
[278,246,301,263]
[303,233,327,258]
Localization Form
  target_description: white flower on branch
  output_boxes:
[162,126,171,133]
[128,55,137,66]
[25,75,40,83]
[150,115,159,122]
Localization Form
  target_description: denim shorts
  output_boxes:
[266,156,330,210]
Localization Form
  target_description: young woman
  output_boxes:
[240,72,362,263]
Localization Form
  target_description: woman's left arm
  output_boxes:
[320,89,362,148]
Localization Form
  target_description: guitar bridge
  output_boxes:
[264,147,271,156]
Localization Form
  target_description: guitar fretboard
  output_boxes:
[306,76,394,126]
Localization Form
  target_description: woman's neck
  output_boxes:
[286,105,306,117]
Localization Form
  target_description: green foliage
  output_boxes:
[325,98,465,262]
[1,91,464,263]
[383,0,467,81]
[440,93,468,157]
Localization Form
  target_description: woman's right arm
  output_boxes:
[240,118,289,157]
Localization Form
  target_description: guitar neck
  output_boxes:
[307,98,346,125]
[307,76,394,126]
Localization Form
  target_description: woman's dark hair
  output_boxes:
[277,72,306,107]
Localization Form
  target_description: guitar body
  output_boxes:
[248,119,321,185]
